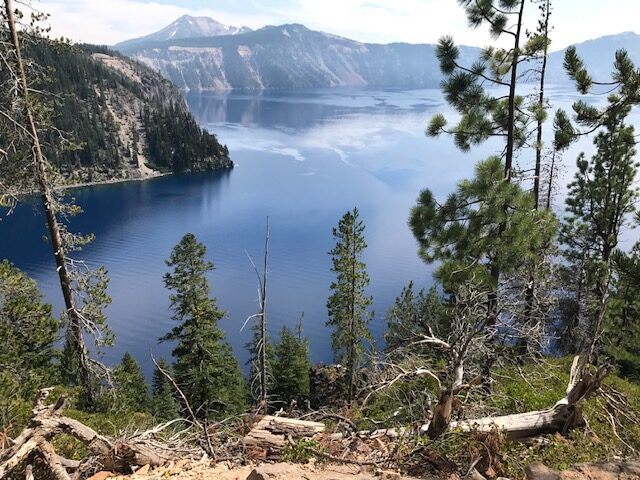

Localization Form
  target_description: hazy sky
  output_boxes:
[44,0,639,49]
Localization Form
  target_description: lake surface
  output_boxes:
[0,86,630,377]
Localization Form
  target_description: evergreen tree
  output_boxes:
[272,322,310,406]
[113,352,150,412]
[384,282,449,354]
[326,208,373,403]
[409,157,556,294]
[151,358,179,421]
[0,260,59,428]
[560,101,638,358]
[162,233,246,419]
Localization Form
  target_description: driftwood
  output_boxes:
[0,388,184,480]
[244,416,325,454]
[438,357,611,440]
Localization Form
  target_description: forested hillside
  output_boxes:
[29,43,232,184]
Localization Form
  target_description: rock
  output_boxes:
[376,469,401,480]
[246,463,299,480]
[135,464,150,475]
[525,463,560,480]
[88,472,115,480]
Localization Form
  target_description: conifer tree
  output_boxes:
[560,102,638,359]
[410,157,556,294]
[162,233,246,419]
[0,261,59,428]
[113,352,150,413]
[272,321,310,406]
[427,0,541,182]
[327,208,373,403]
[151,358,179,421]
[384,282,449,354]
[0,0,113,407]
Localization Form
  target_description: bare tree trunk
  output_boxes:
[504,0,526,181]
[4,0,95,405]
[523,0,552,349]
[259,217,270,408]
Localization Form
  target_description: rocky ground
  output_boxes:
[88,459,640,480]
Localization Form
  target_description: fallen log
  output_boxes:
[0,388,187,480]
[427,357,611,440]
[244,415,325,455]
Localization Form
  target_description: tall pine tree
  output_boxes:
[560,101,638,358]
[162,233,246,419]
[327,208,373,403]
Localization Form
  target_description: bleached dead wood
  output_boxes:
[244,416,325,452]
[0,388,184,480]
[428,357,611,440]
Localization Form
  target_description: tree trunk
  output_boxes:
[4,0,95,405]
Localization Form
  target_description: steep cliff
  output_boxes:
[30,43,232,185]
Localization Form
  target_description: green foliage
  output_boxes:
[280,438,323,463]
[272,323,311,406]
[384,282,450,353]
[162,233,247,419]
[327,208,373,402]
[0,261,59,430]
[605,245,640,381]
[409,157,556,292]
[150,358,180,421]
[563,46,592,94]
[112,352,150,413]
[142,103,230,173]
[562,102,638,263]
[12,41,231,182]
[559,99,638,352]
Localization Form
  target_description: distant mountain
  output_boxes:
[117,24,479,91]
[546,31,640,84]
[115,23,640,92]
[115,15,252,50]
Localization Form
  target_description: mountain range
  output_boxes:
[115,17,640,92]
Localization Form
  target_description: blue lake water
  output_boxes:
[0,86,632,377]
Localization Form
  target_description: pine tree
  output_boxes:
[113,352,150,413]
[151,358,179,421]
[0,260,59,427]
[560,101,638,358]
[327,208,373,403]
[272,322,310,406]
[410,157,556,294]
[384,282,449,354]
[162,233,247,419]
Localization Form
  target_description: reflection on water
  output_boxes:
[1,87,630,377]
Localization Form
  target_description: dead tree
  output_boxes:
[0,388,191,479]
[365,283,491,439]
[1,0,106,405]
[244,217,271,409]
[447,356,610,439]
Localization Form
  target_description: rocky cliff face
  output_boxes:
[117,24,478,91]
[117,25,640,92]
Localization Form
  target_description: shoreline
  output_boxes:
[57,171,172,191]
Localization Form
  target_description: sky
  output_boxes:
[43,0,640,49]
